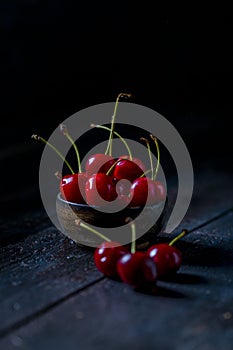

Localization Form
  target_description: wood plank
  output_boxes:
[0,225,103,333]
[0,167,233,337]
[1,211,233,349]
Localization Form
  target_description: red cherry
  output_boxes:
[94,241,129,277]
[85,153,115,176]
[147,243,182,277]
[117,251,157,288]
[85,173,117,206]
[60,173,88,204]
[115,179,131,196]
[119,155,147,173]
[154,180,166,202]
[113,159,144,183]
[129,177,164,207]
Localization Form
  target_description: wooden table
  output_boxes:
[1,142,233,350]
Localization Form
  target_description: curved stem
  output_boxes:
[91,124,132,160]
[31,134,74,174]
[60,124,82,173]
[150,134,160,181]
[75,220,111,242]
[140,137,154,180]
[105,93,132,156]
[169,229,188,246]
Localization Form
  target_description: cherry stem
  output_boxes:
[75,219,111,242]
[31,134,75,174]
[91,124,132,160]
[126,217,136,254]
[140,169,151,178]
[169,229,189,246]
[150,134,160,181]
[60,124,82,173]
[105,93,132,156]
[140,137,154,180]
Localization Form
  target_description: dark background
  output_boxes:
[1,1,232,208]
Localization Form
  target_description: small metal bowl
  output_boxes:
[56,193,168,249]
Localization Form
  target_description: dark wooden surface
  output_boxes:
[1,140,233,350]
[1,2,233,349]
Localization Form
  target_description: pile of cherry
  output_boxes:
[92,224,188,290]
[60,151,166,208]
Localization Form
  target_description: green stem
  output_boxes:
[106,158,120,176]
[105,93,132,156]
[60,124,82,173]
[126,218,136,254]
[141,137,154,180]
[140,169,152,178]
[31,134,74,174]
[75,220,111,242]
[91,124,132,160]
[169,229,188,246]
[150,134,160,181]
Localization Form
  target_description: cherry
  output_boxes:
[94,241,129,277]
[32,133,89,205]
[117,219,157,288]
[127,135,166,207]
[154,180,166,202]
[147,244,182,277]
[113,159,144,183]
[85,153,115,176]
[60,172,87,204]
[147,229,188,278]
[115,178,131,196]
[129,177,166,207]
[117,251,157,288]
[75,220,129,277]
[119,155,146,173]
[85,173,117,206]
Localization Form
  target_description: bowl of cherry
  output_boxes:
[55,152,167,249]
[33,93,168,249]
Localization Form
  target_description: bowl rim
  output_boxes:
[56,192,167,211]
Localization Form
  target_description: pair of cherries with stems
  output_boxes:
[32,92,166,207]
[76,218,189,289]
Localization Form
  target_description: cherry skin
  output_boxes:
[147,243,182,278]
[115,179,131,196]
[60,173,88,204]
[85,153,115,176]
[113,159,144,183]
[117,251,157,288]
[154,180,166,202]
[85,173,117,206]
[129,177,165,207]
[94,241,129,277]
[119,155,147,173]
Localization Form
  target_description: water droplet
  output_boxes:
[76,311,84,319]
[13,302,21,311]
[66,255,74,260]
[10,335,23,347]
[223,312,232,320]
